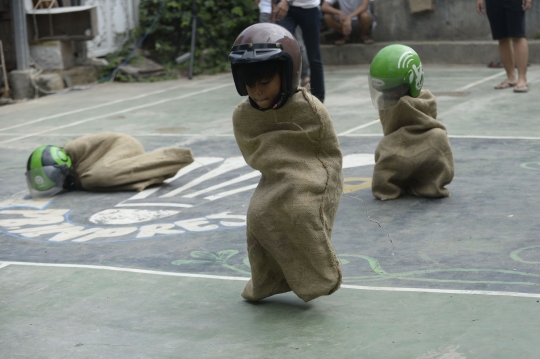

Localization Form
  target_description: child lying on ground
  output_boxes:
[25,132,194,197]
[368,44,454,200]
[229,23,343,302]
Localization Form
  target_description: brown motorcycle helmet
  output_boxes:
[229,23,301,108]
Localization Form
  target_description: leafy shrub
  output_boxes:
[138,0,258,75]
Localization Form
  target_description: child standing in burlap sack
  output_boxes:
[368,44,454,200]
[229,23,343,302]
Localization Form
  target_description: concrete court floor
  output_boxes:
[1,64,540,358]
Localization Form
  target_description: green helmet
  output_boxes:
[368,44,424,110]
[25,145,72,198]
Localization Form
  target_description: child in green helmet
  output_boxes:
[368,44,454,200]
[25,133,194,198]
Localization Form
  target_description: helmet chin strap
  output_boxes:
[248,91,292,111]
[272,92,291,109]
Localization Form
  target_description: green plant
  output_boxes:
[98,32,144,82]
[138,0,258,75]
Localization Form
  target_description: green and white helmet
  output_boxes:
[368,44,424,110]
[25,145,72,198]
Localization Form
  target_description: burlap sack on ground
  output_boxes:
[64,132,194,191]
[233,88,343,302]
[373,90,454,200]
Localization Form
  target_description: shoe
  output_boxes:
[513,84,529,93]
[494,81,517,89]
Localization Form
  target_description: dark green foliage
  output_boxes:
[138,0,258,75]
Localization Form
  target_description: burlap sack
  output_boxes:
[233,88,343,302]
[372,90,454,200]
[63,132,194,191]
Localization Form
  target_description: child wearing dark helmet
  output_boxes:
[368,44,454,200]
[229,23,343,302]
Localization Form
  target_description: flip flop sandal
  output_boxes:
[513,84,529,93]
[494,81,517,89]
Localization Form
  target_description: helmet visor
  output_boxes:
[229,43,284,64]
[368,75,409,110]
[25,165,68,198]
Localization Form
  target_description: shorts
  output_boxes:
[485,0,526,39]
[332,9,376,33]
[332,11,373,22]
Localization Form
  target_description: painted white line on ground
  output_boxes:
[1,261,538,299]
[339,134,383,137]
[114,203,194,208]
[0,133,234,137]
[338,119,380,136]
[449,135,540,140]
[335,72,507,137]
[0,261,250,281]
[0,74,231,133]
[341,284,540,298]
[0,84,232,144]
[204,183,258,201]
[339,134,540,140]
[4,133,540,141]
[454,71,505,91]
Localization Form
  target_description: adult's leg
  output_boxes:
[498,38,517,84]
[276,11,297,37]
[503,0,528,89]
[358,11,373,43]
[323,13,343,34]
[294,26,311,84]
[295,6,325,102]
[512,37,529,88]
[485,0,516,88]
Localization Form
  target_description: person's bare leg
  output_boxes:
[323,14,350,44]
[499,38,517,84]
[358,11,373,44]
[323,14,344,34]
[512,37,529,88]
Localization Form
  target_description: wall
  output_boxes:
[82,0,140,57]
[0,0,15,71]
[372,0,540,41]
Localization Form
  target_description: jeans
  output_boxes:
[277,6,325,102]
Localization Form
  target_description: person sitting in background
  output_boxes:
[321,0,375,45]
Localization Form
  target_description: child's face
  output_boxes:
[245,73,282,109]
